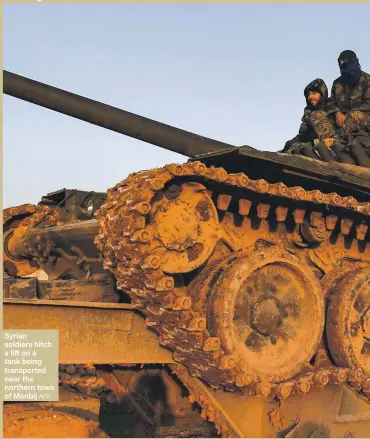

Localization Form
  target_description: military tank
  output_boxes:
[3,70,370,438]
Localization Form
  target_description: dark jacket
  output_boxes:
[331,71,370,113]
[283,78,336,151]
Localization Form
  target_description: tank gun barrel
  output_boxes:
[3,70,233,158]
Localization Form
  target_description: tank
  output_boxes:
[3,70,370,438]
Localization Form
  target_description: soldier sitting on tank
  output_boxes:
[282,78,338,154]
[331,50,370,140]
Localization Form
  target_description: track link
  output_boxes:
[59,364,114,400]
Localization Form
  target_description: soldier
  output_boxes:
[331,50,370,139]
[282,78,337,153]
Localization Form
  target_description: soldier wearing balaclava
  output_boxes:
[331,50,370,139]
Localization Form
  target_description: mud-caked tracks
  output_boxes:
[326,266,370,375]
[3,204,60,277]
[95,161,370,404]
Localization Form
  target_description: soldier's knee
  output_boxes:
[348,111,365,121]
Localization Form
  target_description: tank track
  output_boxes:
[3,203,60,230]
[3,204,38,224]
[95,161,370,405]
[59,364,115,401]
[3,204,60,277]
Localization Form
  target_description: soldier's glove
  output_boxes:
[335,112,346,127]
[323,138,335,149]
[314,140,337,162]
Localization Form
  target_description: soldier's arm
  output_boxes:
[281,113,311,152]
[356,76,370,112]
[330,83,341,114]
[297,118,310,141]
[325,97,338,115]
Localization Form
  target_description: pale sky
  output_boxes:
[3,3,370,207]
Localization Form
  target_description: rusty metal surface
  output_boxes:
[3,203,61,277]
[3,204,38,277]
[5,216,112,281]
[58,364,114,400]
[170,364,370,438]
[37,279,120,303]
[3,300,173,364]
[7,278,38,299]
[4,398,101,422]
[3,403,106,438]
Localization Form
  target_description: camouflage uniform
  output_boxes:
[331,71,370,138]
[283,78,337,153]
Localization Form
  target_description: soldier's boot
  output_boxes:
[331,141,357,165]
[314,140,337,162]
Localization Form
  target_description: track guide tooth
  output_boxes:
[356,222,368,240]
[275,206,288,222]
[217,194,232,211]
[256,203,270,219]
[222,212,234,226]
[340,218,354,235]
[238,199,252,216]
[326,215,338,230]
[293,209,306,224]
[310,212,325,227]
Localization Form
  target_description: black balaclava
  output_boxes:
[338,50,361,86]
